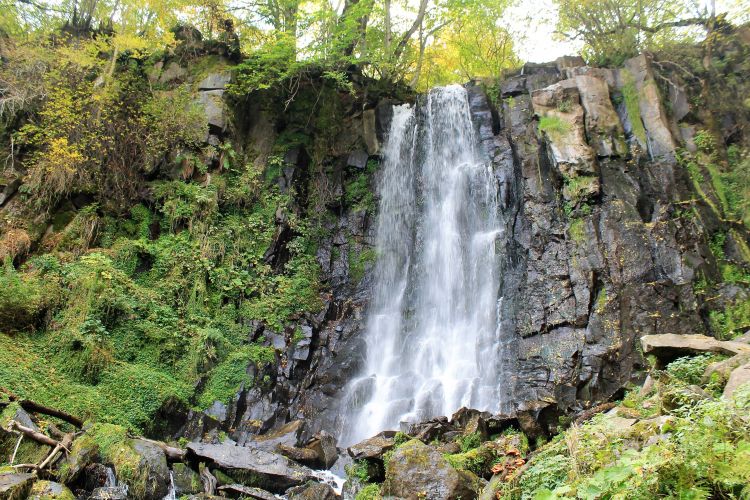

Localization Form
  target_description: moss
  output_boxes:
[68,423,151,497]
[567,218,586,245]
[348,247,377,284]
[197,344,275,408]
[538,115,570,139]
[28,480,76,500]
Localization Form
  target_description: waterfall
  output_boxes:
[340,85,503,445]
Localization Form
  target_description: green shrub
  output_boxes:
[666,354,718,385]
[355,483,381,500]
[0,260,51,332]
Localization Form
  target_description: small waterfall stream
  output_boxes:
[340,85,503,445]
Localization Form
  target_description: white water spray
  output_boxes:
[340,85,503,445]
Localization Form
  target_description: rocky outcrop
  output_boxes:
[177,48,749,446]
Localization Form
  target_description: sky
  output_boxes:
[504,0,581,63]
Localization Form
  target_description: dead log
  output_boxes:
[0,388,83,428]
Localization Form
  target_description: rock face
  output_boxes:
[381,440,482,500]
[27,481,75,500]
[184,50,748,444]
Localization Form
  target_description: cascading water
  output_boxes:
[340,85,503,445]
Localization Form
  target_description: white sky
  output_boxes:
[503,0,581,62]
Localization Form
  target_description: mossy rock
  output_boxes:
[61,424,168,499]
[0,473,35,500]
[27,480,75,500]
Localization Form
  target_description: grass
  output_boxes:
[538,115,570,139]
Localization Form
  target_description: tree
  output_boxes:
[554,0,711,66]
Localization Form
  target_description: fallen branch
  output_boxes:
[138,437,186,462]
[0,388,83,428]
[37,433,73,471]
[10,421,60,448]
[574,402,617,426]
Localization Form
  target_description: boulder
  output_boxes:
[0,473,34,500]
[641,334,750,364]
[27,480,75,500]
[723,363,750,399]
[172,463,202,496]
[347,431,396,460]
[381,440,482,500]
[305,431,339,469]
[406,416,455,442]
[186,442,315,492]
[286,482,338,500]
[130,438,170,499]
[0,406,50,465]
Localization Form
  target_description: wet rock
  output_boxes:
[278,445,318,464]
[88,487,128,500]
[186,442,315,492]
[305,431,338,469]
[27,481,75,500]
[286,481,338,499]
[172,463,202,496]
[381,440,482,500]
[0,473,34,500]
[347,431,396,460]
[131,438,170,499]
